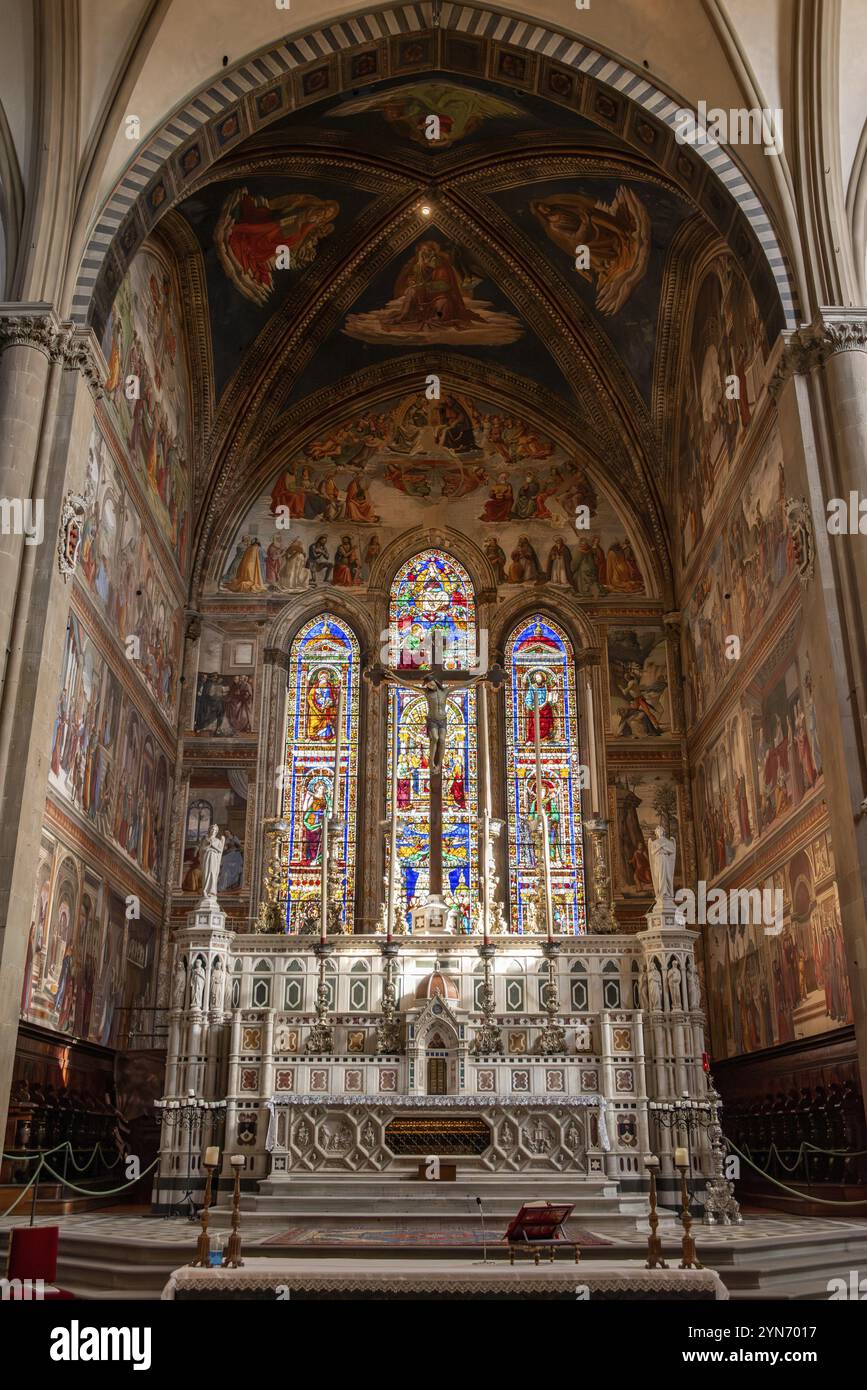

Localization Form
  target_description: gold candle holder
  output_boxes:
[644,1154,668,1270]
[190,1160,217,1267]
[224,1154,245,1268]
[675,1157,702,1269]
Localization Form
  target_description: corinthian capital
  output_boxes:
[0,305,105,396]
[770,309,867,398]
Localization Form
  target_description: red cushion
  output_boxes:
[8,1225,59,1282]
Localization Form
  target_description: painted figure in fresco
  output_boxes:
[344,476,380,524]
[389,241,482,331]
[546,538,573,586]
[605,540,644,592]
[307,535,332,585]
[329,82,524,148]
[215,188,339,306]
[484,537,508,584]
[222,536,266,593]
[507,536,543,583]
[281,537,310,588]
[531,186,651,314]
[332,535,362,587]
[218,835,243,892]
[480,473,514,523]
[525,671,556,743]
[302,779,330,865]
[306,669,339,741]
[226,676,253,734]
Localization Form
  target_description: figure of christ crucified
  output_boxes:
[365,662,504,915]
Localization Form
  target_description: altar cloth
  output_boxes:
[162,1256,727,1300]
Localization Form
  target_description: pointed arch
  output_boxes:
[505,614,586,934]
[387,549,478,922]
[282,613,360,932]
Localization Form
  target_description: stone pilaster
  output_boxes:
[771,310,867,1106]
[0,307,104,1144]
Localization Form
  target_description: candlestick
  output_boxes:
[224,1156,245,1268]
[675,1154,702,1270]
[333,678,344,814]
[190,1158,217,1267]
[387,688,400,941]
[585,679,599,816]
[643,1154,668,1270]
[531,683,554,937]
[479,685,491,942]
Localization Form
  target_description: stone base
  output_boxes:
[188,903,227,932]
[409,895,449,934]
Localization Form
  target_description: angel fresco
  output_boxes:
[329,81,525,148]
[215,188,339,306]
[344,240,523,346]
[531,186,651,315]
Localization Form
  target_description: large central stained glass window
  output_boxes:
[387,551,477,927]
[505,617,586,933]
[283,615,359,932]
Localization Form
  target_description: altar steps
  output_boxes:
[225,1173,647,1237]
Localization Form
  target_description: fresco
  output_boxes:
[611,772,680,897]
[344,238,523,345]
[704,836,851,1061]
[329,82,525,147]
[20,836,158,1047]
[215,189,339,306]
[683,426,792,722]
[213,392,646,598]
[531,186,650,315]
[493,176,692,402]
[101,246,191,568]
[49,614,171,883]
[606,627,670,736]
[191,622,256,736]
[79,421,183,722]
[182,776,248,895]
[677,255,769,566]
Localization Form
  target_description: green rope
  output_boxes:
[726,1138,867,1206]
[39,1156,160,1198]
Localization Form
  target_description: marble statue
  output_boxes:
[209,957,224,1011]
[198,823,226,903]
[687,961,702,1011]
[667,960,683,1011]
[648,823,676,905]
[172,958,186,1010]
[190,957,206,1011]
[648,964,662,1011]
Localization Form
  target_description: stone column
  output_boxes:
[0,308,104,1144]
[771,312,867,1105]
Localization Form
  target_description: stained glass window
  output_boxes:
[505,617,586,933]
[387,551,478,926]
[389,549,475,669]
[282,615,359,932]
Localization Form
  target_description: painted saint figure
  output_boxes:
[306,670,339,740]
[525,671,555,743]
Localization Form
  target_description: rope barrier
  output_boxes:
[726,1138,867,1206]
[39,1156,160,1198]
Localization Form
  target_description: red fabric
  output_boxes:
[8,1224,59,1281]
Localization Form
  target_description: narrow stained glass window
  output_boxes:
[387,551,477,928]
[283,615,359,932]
[505,616,586,934]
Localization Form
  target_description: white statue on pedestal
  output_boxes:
[190,957,206,1011]
[209,957,224,1012]
[648,823,676,907]
[198,823,226,905]
[667,960,683,1012]
[172,957,186,1010]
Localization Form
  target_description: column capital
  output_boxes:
[575,645,603,670]
[0,304,106,397]
[769,308,867,399]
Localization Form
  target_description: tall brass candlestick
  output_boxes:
[676,1158,702,1270]
[643,1155,668,1270]
[191,1161,217,1267]
[532,687,554,937]
[387,688,399,940]
[224,1155,245,1268]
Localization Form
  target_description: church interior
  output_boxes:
[2,0,867,1316]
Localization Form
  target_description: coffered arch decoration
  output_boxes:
[72,4,795,335]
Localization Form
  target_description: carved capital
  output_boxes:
[0,306,106,396]
[263,645,290,672]
[574,645,602,670]
[770,312,867,399]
